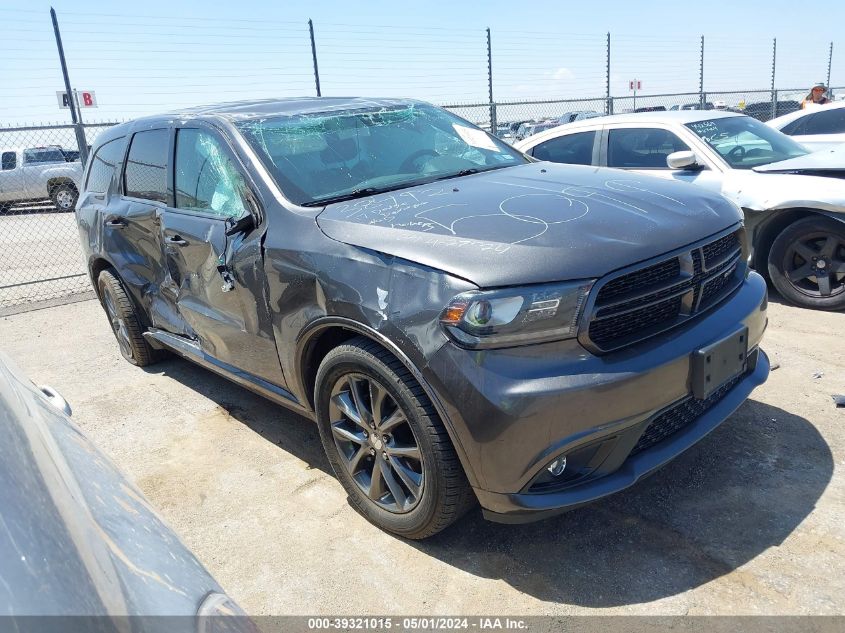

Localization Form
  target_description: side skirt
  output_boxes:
[143,329,315,421]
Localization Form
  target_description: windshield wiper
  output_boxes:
[302,187,384,207]
[430,164,511,183]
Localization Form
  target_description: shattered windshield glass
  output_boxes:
[686,116,809,169]
[236,103,527,206]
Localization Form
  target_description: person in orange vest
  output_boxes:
[801,82,831,108]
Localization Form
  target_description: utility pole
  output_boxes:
[699,35,705,109]
[827,41,834,99]
[308,19,321,97]
[50,7,88,165]
[606,32,612,115]
[487,28,496,133]
[770,37,777,120]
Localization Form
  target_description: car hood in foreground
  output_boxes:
[316,163,742,287]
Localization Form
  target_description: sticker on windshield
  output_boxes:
[452,124,500,151]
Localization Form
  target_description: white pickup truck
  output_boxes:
[0,146,83,212]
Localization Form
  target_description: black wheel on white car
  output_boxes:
[768,216,845,311]
[50,183,78,212]
[314,336,474,539]
[97,269,160,366]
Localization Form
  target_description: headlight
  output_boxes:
[440,280,594,349]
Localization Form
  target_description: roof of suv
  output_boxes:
[94,97,428,147]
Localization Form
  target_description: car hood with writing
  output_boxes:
[316,163,742,287]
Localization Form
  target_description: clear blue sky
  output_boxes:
[1,0,843,126]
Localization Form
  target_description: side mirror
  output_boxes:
[666,150,701,170]
[225,213,255,236]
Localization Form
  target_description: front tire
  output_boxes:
[50,183,78,212]
[767,216,845,311]
[315,337,474,539]
[97,269,160,366]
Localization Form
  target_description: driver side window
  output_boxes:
[175,128,248,219]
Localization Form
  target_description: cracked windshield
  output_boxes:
[237,103,526,206]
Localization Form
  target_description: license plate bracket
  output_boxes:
[691,326,748,400]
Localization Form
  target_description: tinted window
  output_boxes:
[175,129,247,219]
[124,129,169,203]
[23,148,65,164]
[532,131,596,165]
[1,152,15,171]
[780,117,807,136]
[85,137,124,194]
[607,128,690,168]
[801,108,845,135]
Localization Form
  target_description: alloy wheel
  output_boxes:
[782,231,845,298]
[102,288,133,359]
[328,373,424,513]
[55,189,74,210]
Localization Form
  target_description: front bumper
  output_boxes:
[423,271,769,522]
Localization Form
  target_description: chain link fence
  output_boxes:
[0,122,116,314]
[1,86,843,313]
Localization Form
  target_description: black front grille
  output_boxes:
[597,257,680,302]
[591,296,682,346]
[703,232,741,268]
[586,230,744,352]
[630,371,744,455]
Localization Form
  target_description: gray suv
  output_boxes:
[76,98,769,538]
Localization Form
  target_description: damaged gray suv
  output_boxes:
[77,98,769,538]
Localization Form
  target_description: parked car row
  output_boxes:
[514,109,845,310]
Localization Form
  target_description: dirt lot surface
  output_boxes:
[1,296,843,615]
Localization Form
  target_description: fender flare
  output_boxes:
[295,316,480,488]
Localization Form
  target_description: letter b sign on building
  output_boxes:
[56,90,97,109]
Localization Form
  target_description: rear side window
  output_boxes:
[607,128,690,169]
[1,152,15,170]
[174,128,248,219]
[801,108,845,135]
[123,129,169,203]
[531,131,596,165]
[780,116,807,136]
[23,148,65,164]
[85,137,125,194]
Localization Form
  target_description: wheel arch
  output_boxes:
[750,207,845,274]
[295,317,480,488]
[46,176,78,194]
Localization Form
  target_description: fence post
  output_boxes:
[308,19,321,97]
[827,41,834,99]
[486,28,496,131]
[50,8,88,166]
[606,32,613,115]
[699,35,705,108]
[770,37,777,120]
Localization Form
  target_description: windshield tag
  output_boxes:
[452,124,500,152]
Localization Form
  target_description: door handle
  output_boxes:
[165,235,188,246]
[104,218,127,228]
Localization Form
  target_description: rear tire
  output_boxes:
[315,336,474,539]
[50,183,78,212]
[767,216,845,311]
[97,269,160,366]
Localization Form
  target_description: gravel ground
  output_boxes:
[1,296,843,616]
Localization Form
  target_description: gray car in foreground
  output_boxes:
[76,98,768,538]
[0,353,250,624]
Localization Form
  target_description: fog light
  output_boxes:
[547,456,567,477]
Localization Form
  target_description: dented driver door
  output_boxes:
[158,125,285,386]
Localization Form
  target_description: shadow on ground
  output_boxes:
[146,357,832,607]
[143,356,332,477]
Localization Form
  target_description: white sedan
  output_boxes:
[767,101,845,152]
[515,111,845,310]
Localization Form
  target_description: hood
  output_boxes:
[753,147,845,176]
[316,163,741,287]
